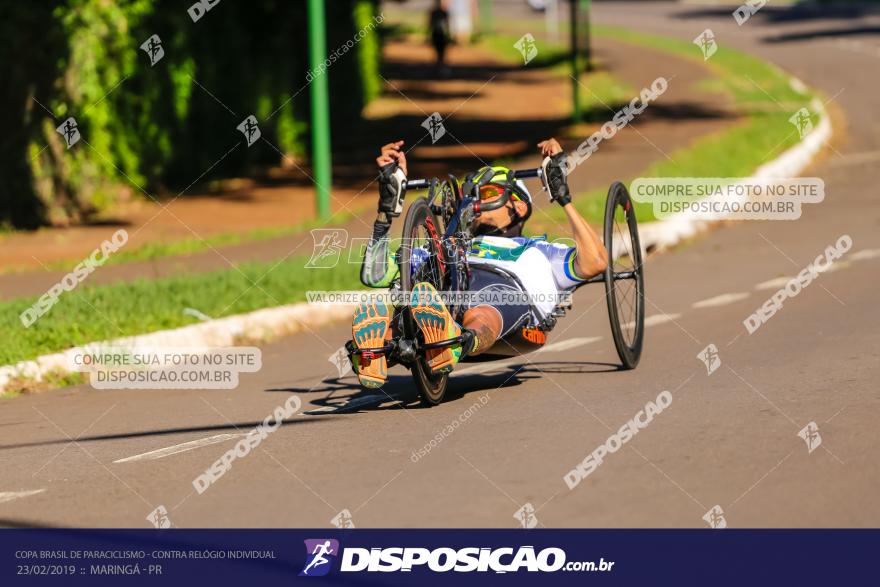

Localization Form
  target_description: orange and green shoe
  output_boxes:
[351,300,392,388]
[410,282,463,374]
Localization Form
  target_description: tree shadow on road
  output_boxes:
[268,367,536,414]
[673,4,880,23]
[763,25,880,43]
[0,416,328,451]
[0,518,62,529]
[511,360,621,375]
[269,358,620,415]
[672,4,880,44]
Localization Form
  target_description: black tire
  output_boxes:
[400,198,449,405]
[603,182,645,369]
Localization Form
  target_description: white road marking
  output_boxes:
[304,406,338,414]
[755,277,792,290]
[630,313,682,329]
[0,489,46,505]
[114,434,246,464]
[539,336,602,353]
[816,262,845,274]
[455,336,602,376]
[692,292,750,309]
[852,248,880,261]
[756,251,866,291]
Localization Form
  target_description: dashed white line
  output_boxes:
[114,434,246,464]
[455,336,602,376]
[816,262,845,275]
[692,292,750,309]
[753,247,875,291]
[755,277,792,290]
[852,248,880,261]
[631,313,683,329]
[0,489,46,505]
[538,336,602,353]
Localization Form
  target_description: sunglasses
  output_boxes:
[479,183,523,203]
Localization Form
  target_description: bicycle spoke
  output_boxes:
[618,284,637,343]
[614,208,635,270]
[609,198,640,347]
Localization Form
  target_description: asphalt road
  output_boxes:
[2,2,879,528]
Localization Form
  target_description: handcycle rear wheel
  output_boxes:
[400,198,450,406]
[603,182,645,369]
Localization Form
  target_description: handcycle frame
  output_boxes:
[345,165,645,402]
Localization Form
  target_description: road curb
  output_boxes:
[637,87,832,252]
[0,296,361,393]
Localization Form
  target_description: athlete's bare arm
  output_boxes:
[539,138,608,278]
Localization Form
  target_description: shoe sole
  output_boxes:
[351,301,391,388]
[410,282,460,374]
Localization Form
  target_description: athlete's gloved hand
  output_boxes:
[541,152,572,207]
[376,141,408,218]
[378,162,407,217]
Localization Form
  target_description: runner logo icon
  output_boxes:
[237,115,261,147]
[421,112,446,144]
[56,117,80,149]
[300,539,339,577]
[140,34,165,66]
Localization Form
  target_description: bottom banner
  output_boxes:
[2,529,876,585]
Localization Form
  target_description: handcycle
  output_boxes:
[345,165,645,406]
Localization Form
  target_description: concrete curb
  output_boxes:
[0,83,832,394]
[0,296,361,393]
[637,87,832,252]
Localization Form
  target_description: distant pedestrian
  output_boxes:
[429,0,451,73]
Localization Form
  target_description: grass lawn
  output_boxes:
[0,256,360,365]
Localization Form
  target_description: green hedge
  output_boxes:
[0,0,382,229]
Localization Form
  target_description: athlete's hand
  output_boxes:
[377,141,408,217]
[538,139,571,206]
[538,138,563,157]
[376,140,408,176]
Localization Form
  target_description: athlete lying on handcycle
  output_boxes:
[350,138,609,389]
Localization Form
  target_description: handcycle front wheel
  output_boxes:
[603,181,645,369]
[400,197,450,406]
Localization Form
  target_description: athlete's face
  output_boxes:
[474,191,528,232]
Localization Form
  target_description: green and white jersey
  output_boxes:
[468,235,587,317]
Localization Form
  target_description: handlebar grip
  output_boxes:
[512,168,541,180]
[405,179,429,190]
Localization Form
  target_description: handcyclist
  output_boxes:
[351,138,608,389]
